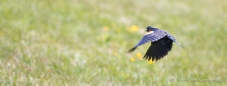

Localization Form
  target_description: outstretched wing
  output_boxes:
[144,36,173,61]
[128,30,166,52]
[136,30,166,46]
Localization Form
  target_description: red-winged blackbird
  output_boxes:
[128,26,184,61]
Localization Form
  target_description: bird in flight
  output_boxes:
[128,26,184,61]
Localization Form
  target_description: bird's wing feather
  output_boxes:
[164,31,184,48]
[128,30,166,53]
[164,31,176,41]
[136,30,166,46]
[144,37,173,61]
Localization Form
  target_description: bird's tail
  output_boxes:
[128,47,137,53]
[174,41,185,49]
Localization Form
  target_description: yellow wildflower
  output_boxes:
[103,26,109,31]
[130,57,135,62]
[148,60,153,64]
[136,53,142,59]
[128,25,139,32]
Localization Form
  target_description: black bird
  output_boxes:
[128,26,184,61]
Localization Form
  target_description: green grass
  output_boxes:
[0,0,226,85]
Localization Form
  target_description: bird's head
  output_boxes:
[146,26,158,32]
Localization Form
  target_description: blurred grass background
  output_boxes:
[0,0,226,85]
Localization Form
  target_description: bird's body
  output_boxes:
[128,26,184,61]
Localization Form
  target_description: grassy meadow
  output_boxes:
[0,0,227,85]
